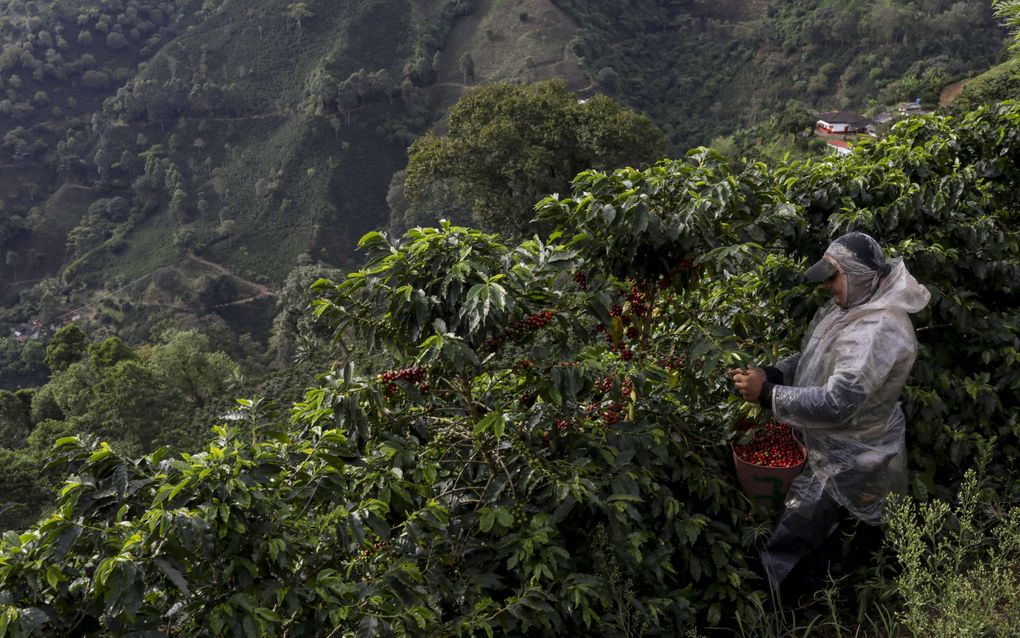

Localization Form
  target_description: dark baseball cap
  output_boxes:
[804,232,888,282]
[804,258,838,283]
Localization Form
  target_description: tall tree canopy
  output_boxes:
[404,80,666,239]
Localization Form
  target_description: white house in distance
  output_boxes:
[897,100,924,115]
[826,139,852,156]
[815,110,871,135]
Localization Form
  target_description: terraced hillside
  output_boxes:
[0,0,1007,353]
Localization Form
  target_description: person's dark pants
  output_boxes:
[760,490,844,600]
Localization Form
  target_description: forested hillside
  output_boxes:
[0,0,472,353]
[557,0,1007,147]
[0,0,1008,372]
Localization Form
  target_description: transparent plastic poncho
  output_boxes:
[769,255,930,527]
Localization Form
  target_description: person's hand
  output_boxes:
[729,366,766,403]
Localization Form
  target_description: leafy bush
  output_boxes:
[887,469,1020,637]
[0,100,1019,635]
[0,209,781,635]
[405,80,665,239]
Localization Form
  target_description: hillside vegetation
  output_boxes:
[0,0,449,345]
[0,96,1017,636]
[0,0,1008,363]
[557,0,1007,149]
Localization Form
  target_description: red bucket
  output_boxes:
[731,420,806,509]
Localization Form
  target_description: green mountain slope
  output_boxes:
[555,0,1007,149]
[0,1,439,342]
[0,0,1008,360]
[0,0,590,340]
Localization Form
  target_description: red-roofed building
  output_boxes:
[815,110,871,135]
[826,139,852,155]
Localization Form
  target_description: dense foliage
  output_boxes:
[998,0,1020,46]
[0,328,239,531]
[0,97,1017,635]
[948,1,1020,109]
[403,80,665,239]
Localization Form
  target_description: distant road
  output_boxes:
[188,252,275,300]
[940,78,972,107]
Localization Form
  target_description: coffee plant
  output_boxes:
[0,101,1018,635]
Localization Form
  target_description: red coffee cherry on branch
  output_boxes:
[490,310,557,351]
[377,366,428,399]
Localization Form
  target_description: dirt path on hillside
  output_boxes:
[0,277,44,291]
[188,252,274,299]
[0,162,43,169]
[207,291,273,308]
[111,111,294,128]
[940,78,972,107]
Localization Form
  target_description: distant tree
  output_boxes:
[254,178,270,199]
[152,267,184,298]
[0,214,25,246]
[285,3,313,38]
[35,279,65,326]
[81,69,110,88]
[775,100,817,135]
[105,31,128,49]
[4,251,18,278]
[595,66,620,93]
[105,196,130,221]
[330,68,393,122]
[0,390,31,449]
[0,448,49,531]
[145,330,237,409]
[0,338,47,389]
[459,52,475,83]
[170,187,188,224]
[387,169,471,234]
[93,147,111,183]
[87,336,137,368]
[405,80,666,238]
[85,359,176,452]
[196,274,240,308]
[65,214,109,257]
[45,323,87,372]
[29,381,62,424]
[4,131,31,163]
[268,264,344,367]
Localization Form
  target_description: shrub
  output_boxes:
[887,469,1020,637]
